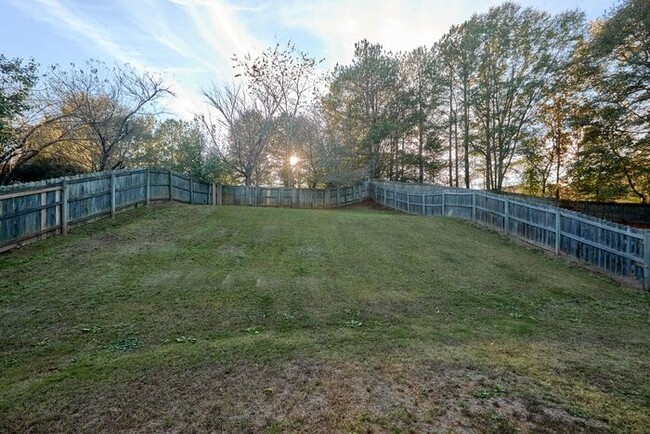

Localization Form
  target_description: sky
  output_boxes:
[1,0,615,119]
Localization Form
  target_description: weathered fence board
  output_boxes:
[369,181,649,288]
[4,172,647,289]
[219,184,366,209]
[0,169,212,252]
[496,191,650,226]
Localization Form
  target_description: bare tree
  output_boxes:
[0,56,86,184]
[48,60,172,171]
[201,83,276,186]
[235,41,323,183]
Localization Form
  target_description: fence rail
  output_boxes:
[495,191,650,226]
[0,169,213,252]
[369,181,650,289]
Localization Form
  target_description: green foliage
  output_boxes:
[9,155,86,182]
[570,0,650,203]
[323,39,400,178]
[0,55,37,125]
[128,117,226,183]
[0,55,39,183]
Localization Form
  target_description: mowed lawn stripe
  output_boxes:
[1,203,648,432]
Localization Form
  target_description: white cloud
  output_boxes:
[6,0,267,118]
[270,0,611,68]
[5,0,614,119]
[12,0,142,66]
[165,0,263,62]
[275,0,481,67]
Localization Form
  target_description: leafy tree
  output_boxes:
[437,21,481,188]
[571,0,650,202]
[521,77,583,199]
[127,117,221,182]
[468,3,584,190]
[0,56,83,184]
[397,47,444,184]
[323,40,399,179]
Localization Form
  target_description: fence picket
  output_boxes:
[0,169,213,251]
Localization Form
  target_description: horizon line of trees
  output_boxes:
[1,0,648,202]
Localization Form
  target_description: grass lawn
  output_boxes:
[1,203,648,433]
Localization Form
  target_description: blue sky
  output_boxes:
[2,0,615,118]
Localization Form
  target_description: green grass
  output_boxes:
[1,203,648,432]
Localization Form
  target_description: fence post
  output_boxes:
[406,191,410,214]
[168,171,173,201]
[110,173,116,218]
[337,187,340,206]
[189,178,194,204]
[212,183,217,206]
[472,191,476,222]
[504,197,509,233]
[442,191,446,216]
[145,169,151,206]
[219,183,224,206]
[394,185,398,211]
[54,186,61,234]
[61,179,69,236]
[643,230,650,290]
[40,191,47,239]
[555,209,561,255]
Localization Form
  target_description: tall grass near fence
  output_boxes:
[369,181,650,289]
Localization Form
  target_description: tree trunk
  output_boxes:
[454,111,459,188]
[418,122,424,184]
[463,80,470,189]
[448,79,454,187]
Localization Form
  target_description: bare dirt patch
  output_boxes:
[8,359,610,433]
[340,198,391,210]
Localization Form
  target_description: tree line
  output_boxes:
[1,0,648,202]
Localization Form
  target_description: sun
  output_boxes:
[289,155,299,166]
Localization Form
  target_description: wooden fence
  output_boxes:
[0,168,213,253]
[495,191,650,226]
[3,170,647,289]
[218,183,367,208]
[369,180,650,289]
[0,172,367,252]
